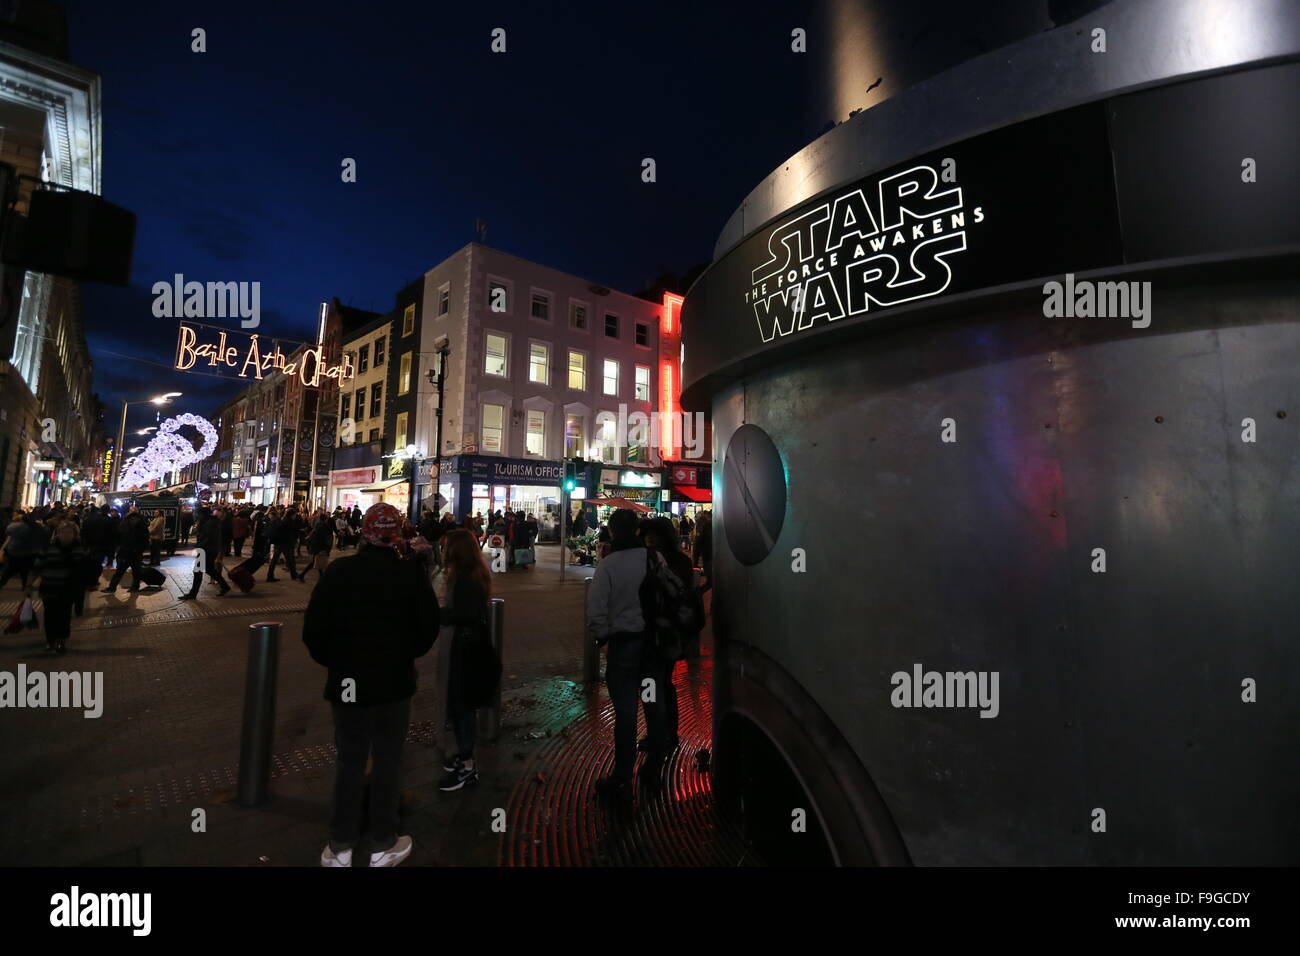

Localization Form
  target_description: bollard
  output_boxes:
[237,621,282,807]
[481,597,505,742]
[582,577,600,690]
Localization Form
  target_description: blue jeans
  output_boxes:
[605,632,665,782]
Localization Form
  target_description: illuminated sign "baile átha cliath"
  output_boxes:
[173,322,354,386]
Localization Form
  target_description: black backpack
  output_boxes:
[639,548,702,661]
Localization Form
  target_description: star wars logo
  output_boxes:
[745,163,983,343]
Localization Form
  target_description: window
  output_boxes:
[374,336,386,367]
[370,384,382,418]
[402,304,415,336]
[635,365,650,401]
[395,412,408,450]
[529,342,550,385]
[565,414,585,458]
[483,403,505,453]
[530,292,550,321]
[354,386,366,420]
[525,409,546,457]
[603,359,619,396]
[340,392,351,421]
[438,284,450,316]
[570,301,588,331]
[604,313,619,338]
[358,344,370,374]
[635,322,649,347]
[568,350,586,390]
[488,278,509,314]
[399,352,413,395]
[369,429,380,443]
[485,333,508,377]
[596,414,620,464]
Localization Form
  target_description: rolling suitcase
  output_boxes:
[228,565,256,593]
[138,565,166,587]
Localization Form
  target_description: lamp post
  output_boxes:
[111,392,181,493]
[427,338,450,519]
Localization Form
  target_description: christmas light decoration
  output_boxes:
[117,413,218,490]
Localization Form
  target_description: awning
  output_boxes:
[673,485,712,502]
[358,478,409,493]
[591,496,653,513]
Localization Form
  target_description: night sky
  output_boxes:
[60,0,823,433]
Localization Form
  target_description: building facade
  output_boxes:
[0,11,103,508]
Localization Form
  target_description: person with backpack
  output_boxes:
[638,517,703,754]
[303,502,439,868]
[438,528,499,792]
[31,519,89,655]
[586,508,667,799]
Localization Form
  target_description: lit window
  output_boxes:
[568,350,586,390]
[485,333,508,377]
[526,409,546,456]
[564,414,585,458]
[531,292,550,321]
[395,412,408,450]
[402,304,415,336]
[635,365,650,401]
[529,342,550,385]
[603,359,619,396]
[596,413,620,464]
[483,404,505,453]
[399,352,412,395]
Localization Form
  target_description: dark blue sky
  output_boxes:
[61,0,821,430]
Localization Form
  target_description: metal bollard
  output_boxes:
[481,597,505,741]
[582,577,600,689]
[237,621,281,807]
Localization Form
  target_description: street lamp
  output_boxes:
[137,427,157,435]
[111,392,181,492]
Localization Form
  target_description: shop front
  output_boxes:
[329,465,382,512]
[444,454,567,541]
[667,463,713,519]
[597,466,668,514]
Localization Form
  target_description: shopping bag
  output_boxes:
[20,597,39,630]
[514,547,535,566]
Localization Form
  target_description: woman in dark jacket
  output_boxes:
[438,528,498,791]
[300,512,335,583]
[639,517,699,754]
[32,521,89,654]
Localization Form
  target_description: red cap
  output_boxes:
[361,502,403,548]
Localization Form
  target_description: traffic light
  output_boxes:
[563,459,576,492]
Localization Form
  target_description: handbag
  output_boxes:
[513,547,535,566]
[19,597,39,630]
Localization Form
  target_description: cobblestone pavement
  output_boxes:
[0,545,743,866]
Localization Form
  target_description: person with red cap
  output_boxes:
[304,502,439,867]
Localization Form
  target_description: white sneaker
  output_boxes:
[321,845,352,867]
[369,835,413,867]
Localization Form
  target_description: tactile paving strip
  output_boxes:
[499,650,760,867]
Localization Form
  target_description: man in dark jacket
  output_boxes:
[267,506,301,582]
[303,502,438,868]
[102,511,149,592]
[182,506,231,598]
